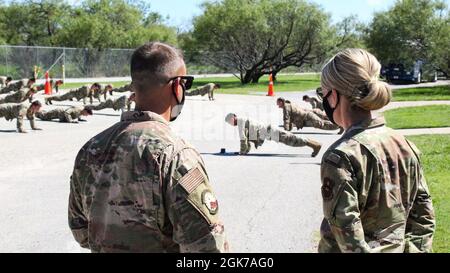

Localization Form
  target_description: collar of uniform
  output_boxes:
[121,111,168,125]
[346,116,386,135]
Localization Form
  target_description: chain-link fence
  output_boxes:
[0,45,235,80]
[0,45,135,79]
[0,45,316,80]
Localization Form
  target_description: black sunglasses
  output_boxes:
[167,76,194,90]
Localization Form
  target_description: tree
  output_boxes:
[365,0,449,76]
[0,0,69,46]
[190,0,358,84]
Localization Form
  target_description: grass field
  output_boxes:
[392,85,450,101]
[384,105,450,129]
[59,75,450,99]
[60,74,322,95]
[407,134,450,253]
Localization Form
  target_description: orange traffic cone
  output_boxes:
[44,71,52,95]
[267,73,274,96]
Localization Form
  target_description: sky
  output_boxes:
[150,0,399,29]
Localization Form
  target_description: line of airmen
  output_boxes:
[1,76,332,159]
[225,89,342,157]
[0,76,136,133]
[1,75,335,158]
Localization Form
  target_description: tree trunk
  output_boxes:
[272,71,278,82]
[251,73,264,83]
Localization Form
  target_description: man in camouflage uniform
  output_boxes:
[110,83,132,95]
[277,97,340,132]
[0,76,12,88]
[319,116,435,253]
[0,77,35,94]
[34,79,64,93]
[90,93,135,112]
[303,95,323,111]
[68,42,228,253]
[0,88,37,104]
[89,84,114,103]
[36,106,93,123]
[186,83,220,101]
[0,101,42,133]
[45,83,98,105]
[225,113,322,157]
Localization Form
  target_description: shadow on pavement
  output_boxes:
[201,152,310,158]
[93,113,121,117]
[291,131,337,136]
[0,129,17,133]
[289,162,321,166]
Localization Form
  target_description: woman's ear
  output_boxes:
[329,89,339,108]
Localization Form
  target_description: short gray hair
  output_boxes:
[130,42,185,93]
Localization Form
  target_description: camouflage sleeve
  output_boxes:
[321,150,372,253]
[164,148,229,253]
[241,126,250,154]
[16,115,25,132]
[26,111,38,130]
[64,111,74,123]
[283,107,292,131]
[404,141,435,253]
[68,149,89,249]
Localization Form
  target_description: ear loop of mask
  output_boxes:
[170,77,185,122]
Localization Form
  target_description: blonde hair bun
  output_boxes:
[357,79,392,111]
[321,48,392,111]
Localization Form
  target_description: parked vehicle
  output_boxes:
[381,60,438,84]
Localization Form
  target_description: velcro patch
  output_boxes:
[325,152,341,167]
[179,167,205,194]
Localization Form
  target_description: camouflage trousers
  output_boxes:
[241,126,310,154]
[303,112,339,131]
[47,93,88,104]
[312,109,328,120]
[92,99,127,111]
[186,88,213,99]
[35,110,65,122]
[0,109,26,132]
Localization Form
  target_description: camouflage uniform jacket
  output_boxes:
[309,97,323,111]
[319,116,435,253]
[112,95,128,111]
[0,76,7,87]
[111,84,132,93]
[38,106,84,122]
[187,83,214,96]
[282,102,309,131]
[0,79,27,94]
[0,89,34,104]
[72,86,90,101]
[69,111,228,253]
[0,103,36,131]
[236,118,269,153]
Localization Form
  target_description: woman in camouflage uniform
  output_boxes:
[318,48,435,253]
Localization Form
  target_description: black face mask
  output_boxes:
[323,91,340,125]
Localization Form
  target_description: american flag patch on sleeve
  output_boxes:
[179,167,205,194]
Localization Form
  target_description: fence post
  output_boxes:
[63,47,66,82]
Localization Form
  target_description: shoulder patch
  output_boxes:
[179,167,205,194]
[321,178,335,201]
[325,152,341,167]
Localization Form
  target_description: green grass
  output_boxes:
[59,74,321,95]
[393,85,450,101]
[192,74,321,95]
[61,81,130,90]
[407,134,450,253]
[384,105,450,129]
